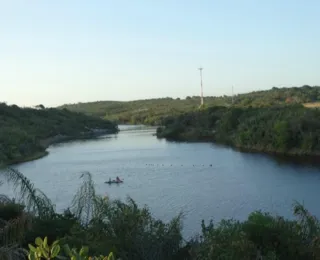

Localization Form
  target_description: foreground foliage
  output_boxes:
[28,236,115,260]
[157,105,320,156]
[59,85,320,125]
[2,168,320,259]
[0,168,183,260]
[0,103,118,165]
[195,205,320,259]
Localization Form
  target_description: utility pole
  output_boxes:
[198,67,204,106]
[232,85,234,105]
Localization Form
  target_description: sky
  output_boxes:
[1,0,320,107]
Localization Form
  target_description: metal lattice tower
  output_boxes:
[198,67,204,106]
[232,85,234,105]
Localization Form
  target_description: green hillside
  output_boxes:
[157,105,320,156]
[0,103,118,165]
[59,85,320,125]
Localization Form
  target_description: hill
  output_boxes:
[59,85,320,125]
[0,103,118,165]
[156,105,320,156]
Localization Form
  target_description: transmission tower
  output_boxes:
[198,67,204,106]
[232,85,234,105]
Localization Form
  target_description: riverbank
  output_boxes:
[8,129,117,165]
[157,135,320,162]
[0,103,119,166]
[7,151,49,165]
[156,105,320,158]
[157,132,320,157]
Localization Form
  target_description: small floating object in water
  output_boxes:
[105,178,123,184]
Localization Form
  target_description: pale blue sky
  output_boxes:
[1,0,319,107]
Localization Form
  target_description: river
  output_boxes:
[3,125,320,238]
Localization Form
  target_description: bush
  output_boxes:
[3,169,320,260]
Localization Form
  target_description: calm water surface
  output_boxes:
[4,125,320,237]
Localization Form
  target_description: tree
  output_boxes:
[35,104,45,110]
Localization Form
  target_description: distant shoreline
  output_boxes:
[8,151,49,165]
[8,129,117,166]
[155,105,320,161]
[156,133,320,163]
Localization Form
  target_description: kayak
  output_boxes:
[105,180,123,184]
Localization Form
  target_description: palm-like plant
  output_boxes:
[0,167,55,259]
[0,168,183,260]
[0,168,110,260]
[70,171,109,226]
[0,194,29,260]
[66,172,183,260]
[0,167,54,217]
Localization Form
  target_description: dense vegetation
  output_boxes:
[2,168,320,259]
[59,85,320,125]
[0,103,118,165]
[157,105,320,156]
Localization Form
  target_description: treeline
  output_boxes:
[234,85,320,107]
[2,168,320,260]
[0,103,118,165]
[60,98,223,126]
[59,85,320,125]
[157,105,320,156]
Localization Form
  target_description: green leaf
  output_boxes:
[28,253,36,260]
[35,237,43,246]
[51,244,61,258]
[79,246,89,256]
[28,244,37,252]
[71,248,78,255]
[108,252,115,260]
[63,244,72,257]
[40,247,49,258]
[43,236,48,248]
[52,240,60,246]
